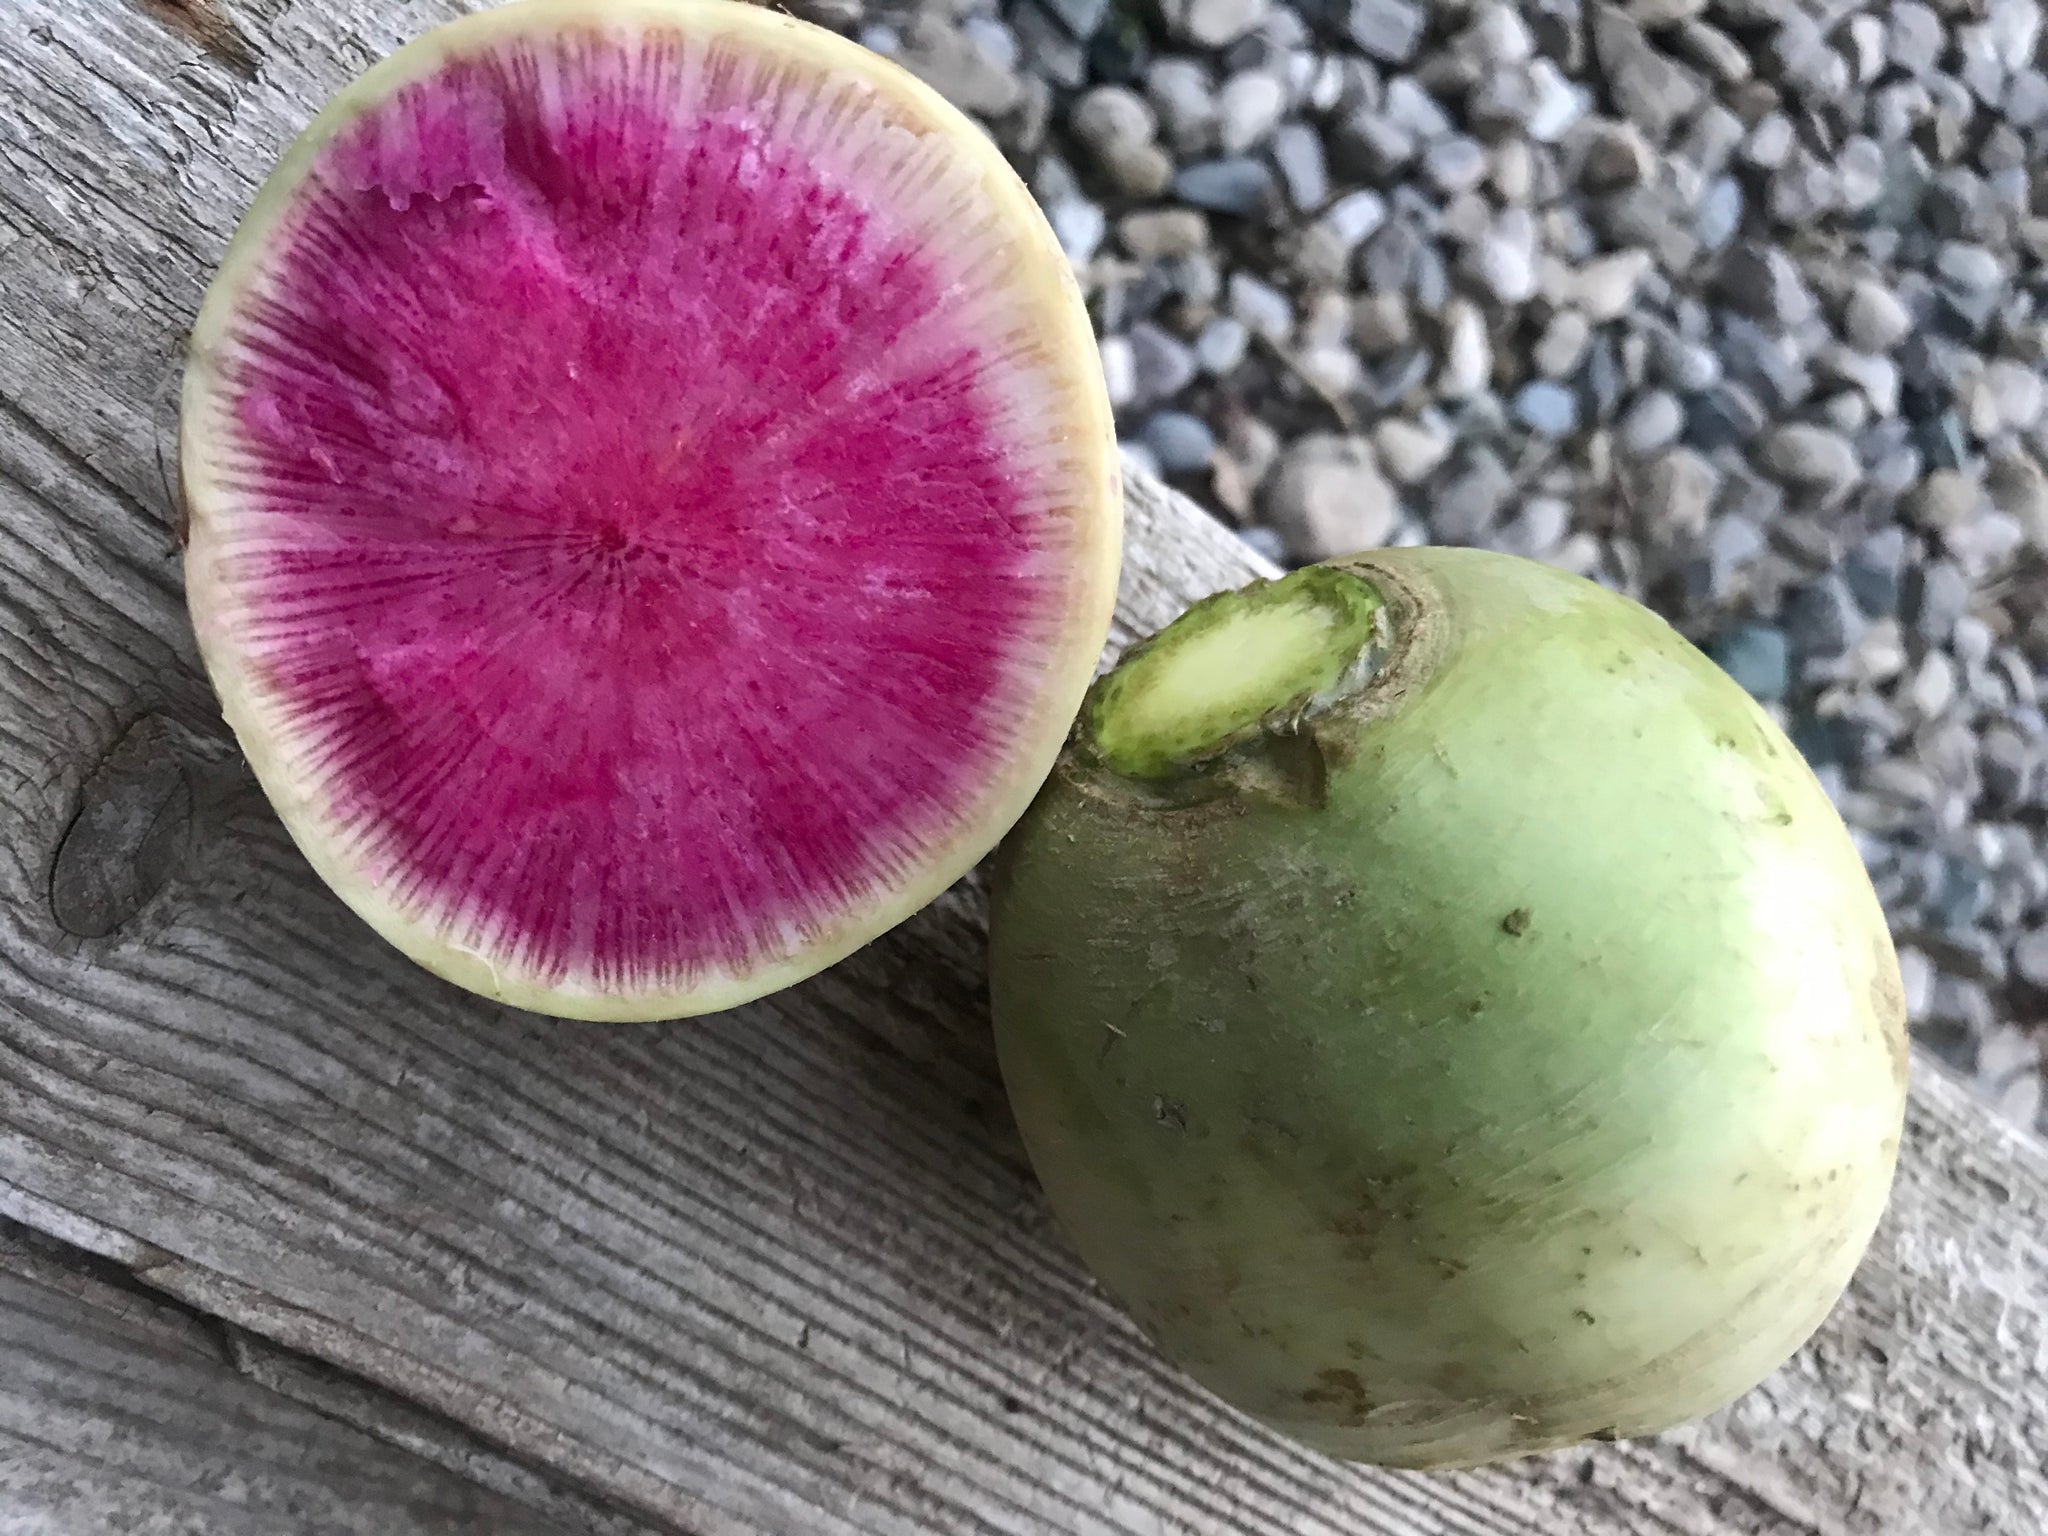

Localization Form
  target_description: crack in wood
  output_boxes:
[0,1214,672,1536]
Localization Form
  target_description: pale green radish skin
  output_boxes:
[989,547,1907,1469]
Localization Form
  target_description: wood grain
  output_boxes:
[1,3,2044,1534]
[0,1220,573,1534]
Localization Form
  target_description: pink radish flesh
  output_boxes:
[207,37,1087,988]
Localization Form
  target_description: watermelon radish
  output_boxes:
[181,0,1119,1019]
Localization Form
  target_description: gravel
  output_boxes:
[843,0,2048,1130]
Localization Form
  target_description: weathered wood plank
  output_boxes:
[0,1221,574,1535]
[0,4,2044,1536]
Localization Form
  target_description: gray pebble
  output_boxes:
[1535,310,1592,378]
[1173,156,1276,215]
[1836,138,1888,212]
[1871,444,1924,501]
[1642,447,1722,537]
[961,16,1020,74]
[1097,334,1136,408]
[1991,456,2048,547]
[1329,110,1417,180]
[1500,495,1572,558]
[1823,348,1901,418]
[1582,334,1627,418]
[1440,191,1493,246]
[1684,106,1747,179]
[1178,0,1267,49]
[1619,390,1685,457]
[1743,114,1794,170]
[1347,0,1427,64]
[1675,19,1752,85]
[1888,2,1945,73]
[1371,415,1453,484]
[1461,2,1534,65]
[1141,411,1218,475]
[1196,315,1250,374]
[1263,433,1398,560]
[1845,526,1909,617]
[1048,198,1106,262]
[1718,243,1816,328]
[1910,469,1985,531]
[1228,271,1294,341]
[1650,329,1723,393]
[1011,5,1087,88]
[2013,926,2048,989]
[1323,189,1390,248]
[1989,0,2044,70]
[1217,70,1287,154]
[1771,11,1851,98]
[1767,153,1839,225]
[1718,315,1810,411]
[1572,248,1654,321]
[1071,85,1156,152]
[1300,344,1365,398]
[1270,122,1329,211]
[1351,292,1413,354]
[1238,522,1287,565]
[1910,559,1972,644]
[1490,139,1536,203]
[1987,361,2046,431]
[1981,725,2040,809]
[1118,208,1209,260]
[1467,209,1540,303]
[1710,623,1792,701]
[1041,0,1110,40]
[1688,515,1760,605]
[1366,347,1433,407]
[1146,58,1220,152]
[1128,322,1199,405]
[1942,510,2028,577]
[1782,574,1867,664]
[1439,301,1492,399]
[1760,424,1861,498]
[1223,414,1281,489]
[1306,56,1349,114]
[1163,248,1222,307]
[1413,245,1455,313]
[1591,3,1704,143]
[2007,68,2048,127]
[1423,135,1489,193]
[1432,448,1515,542]
[1525,58,1590,142]
[1937,241,2006,292]
[1687,383,1767,449]
[1099,141,1175,198]
[1895,946,1936,1024]
[1935,855,1996,933]
[1694,176,1744,251]
[1515,380,1581,438]
[1382,76,1453,141]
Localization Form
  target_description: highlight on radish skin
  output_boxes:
[181,0,1119,1019]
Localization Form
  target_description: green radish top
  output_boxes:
[1086,567,1386,781]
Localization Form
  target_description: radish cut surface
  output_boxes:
[182,0,1118,1019]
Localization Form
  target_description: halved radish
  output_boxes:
[182,0,1119,1019]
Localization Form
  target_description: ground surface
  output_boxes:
[817,0,2048,1129]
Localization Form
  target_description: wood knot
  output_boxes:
[50,715,193,938]
[131,0,259,79]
